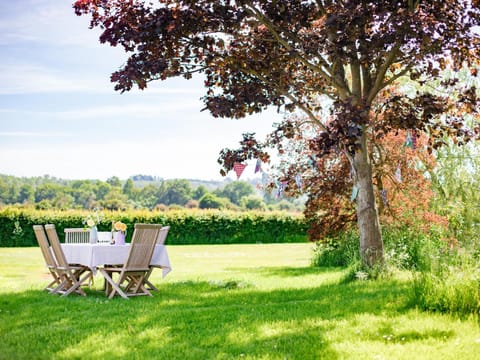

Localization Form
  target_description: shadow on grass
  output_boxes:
[228,265,342,278]
[0,268,422,360]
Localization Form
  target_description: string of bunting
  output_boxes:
[232,159,304,198]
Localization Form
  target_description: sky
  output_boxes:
[0,1,284,182]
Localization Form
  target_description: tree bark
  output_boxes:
[352,132,384,267]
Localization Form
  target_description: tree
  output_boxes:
[123,178,136,197]
[106,176,122,188]
[74,1,480,267]
[101,188,129,210]
[94,181,112,200]
[159,179,193,205]
[215,181,254,205]
[199,193,226,209]
[241,195,266,210]
[193,185,209,200]
[18,184,34,204]
[34,183,64,203]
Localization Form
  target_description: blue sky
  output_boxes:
[0,1,282,181]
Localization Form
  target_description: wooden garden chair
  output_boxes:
[33,225,63,293]
[44,224,93,296]
[64,228,90,243]
[99,224,161,300]
[144,226,170,291]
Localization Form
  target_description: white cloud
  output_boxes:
[0,64,109,95]
[0,131,73,138]
[0,1,101,48]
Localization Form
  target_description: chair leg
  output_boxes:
[144,279,159,291]
[62,272,91,297]
[144,267,159,291]
[99,269,129,300]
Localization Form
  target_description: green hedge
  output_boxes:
[0,207,308,247]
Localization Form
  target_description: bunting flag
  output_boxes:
[254,159,262,173]
[395,165,402,183]
[350,185,359,202]
[261,172,269,186]
[405,130,417,150]
[295,174,303,190]
[380,189,389,207]
[276,181,288,198]
[349,165,355,180]
[233,162,247,179]
[405,131,413,148]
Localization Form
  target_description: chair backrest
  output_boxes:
[125,224,162,269]
[64,228,90,244]
[45,224,70,269]
[33,225,57,268]
[156,226,170,245]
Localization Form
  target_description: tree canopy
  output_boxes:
[74,0,480,266]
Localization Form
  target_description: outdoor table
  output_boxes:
[61,243,172,277]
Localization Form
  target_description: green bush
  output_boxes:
[311,230,360,267]
[0,207,308,247]
[412,250,480,318]
[198,193,227,209]
[381,225,446,271]
[311,225,447,271]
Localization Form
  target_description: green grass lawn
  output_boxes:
[0,244,479,359]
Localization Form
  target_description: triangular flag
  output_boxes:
[395,165,402,183]
[295,174,303,190]
[233,162,247,179]
[262,172,269,186]
[405,131,413,148]
[254,159,262,173]
[276,181,288,198]
[380,189,388,207]
[405,130,417,150]
[350,185,359,202]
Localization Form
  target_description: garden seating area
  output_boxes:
[33,223,171,299]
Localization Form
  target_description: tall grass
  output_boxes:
[0,244,479,359]
[311,226,480,319]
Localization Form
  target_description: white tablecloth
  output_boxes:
[61,244,172,277]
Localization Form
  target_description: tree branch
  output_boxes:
[380,65,412,89]
[238,64,330,132]
[350,62,362,97]
[367,42,402,103]
[242,1,350,98]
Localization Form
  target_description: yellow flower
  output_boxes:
[114,221,127,232]
[86,219,95,227]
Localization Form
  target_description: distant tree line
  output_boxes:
[0,174,303,212]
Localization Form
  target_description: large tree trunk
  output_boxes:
[352,132,384,267]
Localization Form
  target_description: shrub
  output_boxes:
[311,225,449,273]
[0,207,308,246]
[185,199,199,209]
[241,196,266,210]
[199,193,225,209]
[412,250,480,318]
[311,230,360,267]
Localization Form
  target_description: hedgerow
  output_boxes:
[0,207,308,247]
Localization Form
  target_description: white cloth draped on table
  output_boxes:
[61,244,171,277]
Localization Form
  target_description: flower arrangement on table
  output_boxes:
[83,208,103,243]
[83,208,103,229]
[111,221,127,245]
